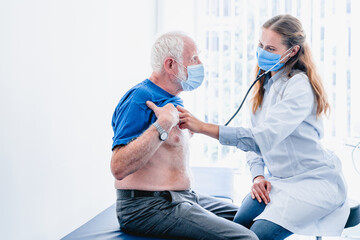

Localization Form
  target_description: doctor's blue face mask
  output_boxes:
[256,46,293,72]
[175,61,205,91]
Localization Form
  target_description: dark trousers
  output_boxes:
[116,189,258,240]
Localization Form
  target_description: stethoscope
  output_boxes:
[224,48,294,126]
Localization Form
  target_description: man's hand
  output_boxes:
[146,101,179,130]
[251,175,271,204]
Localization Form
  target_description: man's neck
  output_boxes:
[149,73,182,96]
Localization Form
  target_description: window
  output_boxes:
[157,0,359,174]
[178,0,358,169]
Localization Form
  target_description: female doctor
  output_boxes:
[177,14,349,240]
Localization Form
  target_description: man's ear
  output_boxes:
[164,57,176,75]
[290,45,300,57]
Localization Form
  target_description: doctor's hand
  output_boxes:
[146,101,179,130]
[177,105,220,139]
[251,175,271,205]
[176,106,204,133]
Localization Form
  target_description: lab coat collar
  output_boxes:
[264,69,286,93]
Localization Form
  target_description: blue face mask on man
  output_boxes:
[175,62,205,91]
[256,46,293,72]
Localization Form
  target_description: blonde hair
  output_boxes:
[251,14,330,117]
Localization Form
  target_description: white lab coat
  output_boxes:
[247,70,350,236]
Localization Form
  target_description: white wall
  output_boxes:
[0,0,156,239]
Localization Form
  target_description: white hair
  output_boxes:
[150,31,190,73]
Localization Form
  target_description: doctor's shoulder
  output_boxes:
[276,71,315,104]
[286,71,312,92]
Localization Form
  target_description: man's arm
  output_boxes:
[111,101,179,180]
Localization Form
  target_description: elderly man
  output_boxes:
[111,31,257,240]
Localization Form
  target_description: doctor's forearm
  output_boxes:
[199,123,219,140]
[219,126,261,154]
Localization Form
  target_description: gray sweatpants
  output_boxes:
[116,189,258,240]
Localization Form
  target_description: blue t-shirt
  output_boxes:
[111,79,183,150]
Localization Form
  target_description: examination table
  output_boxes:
[61,167,235,240]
